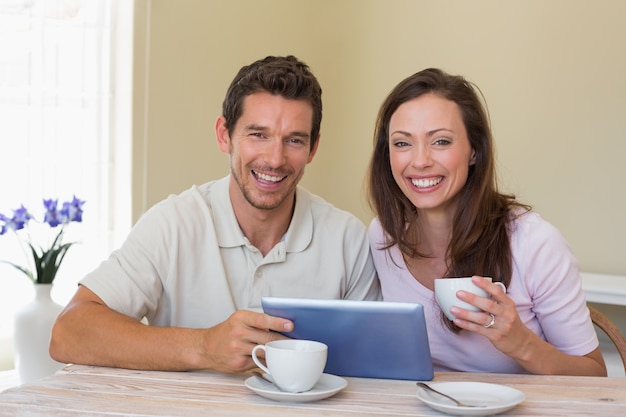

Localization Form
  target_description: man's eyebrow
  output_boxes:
[244,124,310,139]
[243,124,268,132]
[287,130,311,139]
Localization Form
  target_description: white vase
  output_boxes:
[13,283,65,384]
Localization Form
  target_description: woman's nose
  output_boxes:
[411,145,433,168]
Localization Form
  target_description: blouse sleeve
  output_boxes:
[511,212,598,355]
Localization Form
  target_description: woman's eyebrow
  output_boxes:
[426,128,454,136]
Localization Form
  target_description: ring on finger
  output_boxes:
[483,313,495,328]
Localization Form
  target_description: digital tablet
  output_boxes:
[261,297,434,381]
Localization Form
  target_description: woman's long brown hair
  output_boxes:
[367,68,529,331]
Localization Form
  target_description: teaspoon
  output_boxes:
[416,382,486,408]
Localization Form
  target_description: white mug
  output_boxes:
[434,277,506,321]
[251,339,327,393]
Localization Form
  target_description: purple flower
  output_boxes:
[0,214,9,235]
[43,199,62,227]
[0,205,33,235]
[59,195,85,223]
[0,196,85,283]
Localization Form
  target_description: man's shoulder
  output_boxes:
[298,187,366,229]
[135,179,227,229]
[154,178,226,209]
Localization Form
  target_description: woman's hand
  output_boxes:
[449,275,606,376]
[450,276,529,356]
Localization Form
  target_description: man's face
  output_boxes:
[217,92,319,212]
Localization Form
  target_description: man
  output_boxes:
[50,55,380,374]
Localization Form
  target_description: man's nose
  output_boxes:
[265,139,286,167]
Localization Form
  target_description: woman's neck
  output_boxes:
[412,209,454,257]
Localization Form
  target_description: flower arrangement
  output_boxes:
[0,196,85,284]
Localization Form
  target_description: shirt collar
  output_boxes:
[212,176,312,253]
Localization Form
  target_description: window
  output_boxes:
[0,0,131,353]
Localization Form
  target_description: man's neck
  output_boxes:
[229,182,295,257]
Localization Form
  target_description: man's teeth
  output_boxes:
[255,171,284,182]
[411,177,442,188]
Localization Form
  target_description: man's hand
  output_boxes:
[50,286,295,374]
[201,310,294,374]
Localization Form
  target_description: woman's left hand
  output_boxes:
[450,276,531,356]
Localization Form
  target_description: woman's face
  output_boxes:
[388,93,475,216]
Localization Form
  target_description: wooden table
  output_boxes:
[1,364,625,416]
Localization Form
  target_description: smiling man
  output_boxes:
[50,55,380,374]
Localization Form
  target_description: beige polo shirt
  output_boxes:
[81,176,380,329]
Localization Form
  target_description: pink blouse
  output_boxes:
[368,211,598,373]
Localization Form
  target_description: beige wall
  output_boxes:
[132,0,626,276]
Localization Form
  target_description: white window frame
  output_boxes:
[0,0,133,370]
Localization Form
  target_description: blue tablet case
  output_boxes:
[261,297,434,381]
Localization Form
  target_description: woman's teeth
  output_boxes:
[411,177,442,188]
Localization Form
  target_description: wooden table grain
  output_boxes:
[0,364,625,416]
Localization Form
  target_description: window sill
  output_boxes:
[582,272,626,306]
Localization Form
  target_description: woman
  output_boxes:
[367,68,606,376]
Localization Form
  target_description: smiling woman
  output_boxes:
[367,68,606,377]
[0,0,132,374]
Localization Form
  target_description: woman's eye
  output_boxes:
[391,140,409,148]
[433,138,451,146]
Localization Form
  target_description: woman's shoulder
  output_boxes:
[508,208,573,259]
[509,209,562,238]
[367,217,385,240]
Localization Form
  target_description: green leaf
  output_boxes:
[38,242,74,284]
[0,260,35,283]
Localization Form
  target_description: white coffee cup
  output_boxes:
[434,277,506,321]
[251,339,328,393]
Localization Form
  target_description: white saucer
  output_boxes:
[416,381,525,416]
[244,373,347,402]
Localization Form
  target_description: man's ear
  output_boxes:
[215,116,230,154]
[307,134,321,164]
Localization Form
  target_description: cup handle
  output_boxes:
[251,345,271,375]
[494,282,506,292]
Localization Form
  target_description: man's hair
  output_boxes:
[221,55,322,150]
